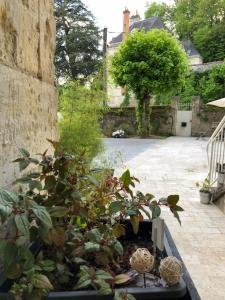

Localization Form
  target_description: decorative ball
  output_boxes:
[130,248,154,274]
[159,256,182,285]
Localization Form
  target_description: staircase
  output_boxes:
[207,115,225,187]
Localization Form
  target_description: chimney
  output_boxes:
[123,7,130,41]
[130,10,141,25]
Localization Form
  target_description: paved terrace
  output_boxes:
[105,137,225,300]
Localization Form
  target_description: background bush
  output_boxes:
[59,80,105,161]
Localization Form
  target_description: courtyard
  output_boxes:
[105,137,225,300]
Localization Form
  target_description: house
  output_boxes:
[107,8,203,107]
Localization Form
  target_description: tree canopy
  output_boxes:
[55,0,102,80]
[145,2,175,30]
[111,29,188,136]
[174,0,225,62]
[145,0,225,62]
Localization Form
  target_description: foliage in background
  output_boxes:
[59,80,105,161]
[111,29,188,137]
[145,0,225,63]
[145,1,175,31]
[55,0,102,80]
[155,61,225,104]
[0,144,183,300]
[174,0,225,62]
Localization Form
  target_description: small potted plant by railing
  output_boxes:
[216,163,225,186]
[0,141,185,300]
[196,178,212,204]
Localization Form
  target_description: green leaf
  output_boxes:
[112,240,123,256]
[0,204,12,222]
[15,176,31,184]
[74,277,91,290]
[174,205,184,212]
[87,175,99,187]
[48,206,68,217]
[115,274,132,285]
[159,197,167,205]
[19,148,30,157]
[0,189,19,204]
[31,273,53,289]
[28,172,40,179]
[32,206,52,229]
[19,159,30,171]
[109,201,124,213]
[14,214,30,238]
[29,180,42,191]
[86,228,101,242]
[112,223,125,238]
[149,203,161,219]
[4,242,19,278]
[120,169,132,188]
[172,210,181,225]
[44,176,56,190]
[146,193,155,201]
[84,242,100,253]
[38,260,55,272]
[167,195,179,206]
[96,270,113,280]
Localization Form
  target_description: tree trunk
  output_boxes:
[137,95,151,137]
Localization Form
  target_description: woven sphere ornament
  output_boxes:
[159,256,182,285]
[130,248,154,274]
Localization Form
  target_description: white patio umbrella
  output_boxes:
[207,98,225,107]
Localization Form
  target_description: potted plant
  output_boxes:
[196,178,212,204]
[0,141,185,300]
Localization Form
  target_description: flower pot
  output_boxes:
[0,221,187,300]
[217,172,225,186]
[199,190,211,204]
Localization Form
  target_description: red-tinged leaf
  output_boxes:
[167,195,179,206]
[130,215,139,235]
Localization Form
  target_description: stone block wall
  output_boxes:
[192,97,225,137]
[150,106,176,136]
[102,105,175,137]
[102,108,137,136]
[0,0,57,187]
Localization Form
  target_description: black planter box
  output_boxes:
[0,221,187,300]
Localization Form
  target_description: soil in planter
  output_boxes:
[113,237,166,289]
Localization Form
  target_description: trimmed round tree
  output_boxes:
[111,29,188,137]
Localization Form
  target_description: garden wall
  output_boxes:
[192,98,225,137]
[102,105,176,137]
[0,0,58,187]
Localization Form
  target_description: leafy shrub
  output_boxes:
[0,142,183,300]
[59,80,105,161]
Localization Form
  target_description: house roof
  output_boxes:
[182,40,200,57]
[110,16,165,44]
[109,16,201,58]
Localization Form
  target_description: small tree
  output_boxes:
[111,29,188,136]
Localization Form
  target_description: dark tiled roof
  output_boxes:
[110,16,165,44]
[109,17,201,58]
[181,40,200,57]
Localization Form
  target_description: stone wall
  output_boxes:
[0,0,57,187]
[192,97,225,137]
[150,106,176,136]
[102,108,137,136]
[102,105,175,137]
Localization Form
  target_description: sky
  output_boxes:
[82,0,174,41]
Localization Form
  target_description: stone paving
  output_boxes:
[105,137,225,300]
